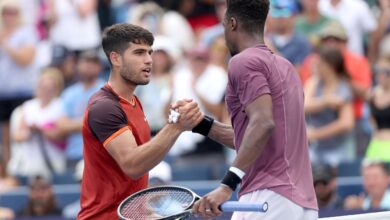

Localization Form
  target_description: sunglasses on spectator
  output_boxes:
[374,66,390,76]
[321,36,344,42]
[2,8,19,16]
[314,180,329,186]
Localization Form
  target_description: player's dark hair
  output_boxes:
[225,0,269,34]
[102,23,154,65]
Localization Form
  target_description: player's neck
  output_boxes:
[236,33,265,53]
[108,73,136,102]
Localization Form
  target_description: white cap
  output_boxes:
[152,35,182,61]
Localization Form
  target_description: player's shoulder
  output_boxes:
[88,88,120,111]
[229,46,269,70]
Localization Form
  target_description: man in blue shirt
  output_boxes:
[45,50,104,167]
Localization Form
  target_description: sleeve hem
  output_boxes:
[242,89,271,108]
[103,126,130,148]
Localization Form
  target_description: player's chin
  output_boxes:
[137,78,150,85]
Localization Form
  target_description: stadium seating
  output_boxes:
[337,160,362,177]
[171,163,213,181]
[0,185,80,214]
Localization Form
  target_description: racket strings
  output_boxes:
[120,188,193,219]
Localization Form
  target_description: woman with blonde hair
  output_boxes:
[8,67,66,178]
[0,0,39,176]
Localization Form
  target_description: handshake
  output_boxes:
[167,99,205,132]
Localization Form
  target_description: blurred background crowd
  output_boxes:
[0,0,390,219]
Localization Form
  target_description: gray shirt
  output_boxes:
[0,26,39,98]
[306,79,354,149]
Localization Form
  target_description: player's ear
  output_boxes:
[110,52,122,68]
[230,17,237,31]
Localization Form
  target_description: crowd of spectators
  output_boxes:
[0,0,390,218]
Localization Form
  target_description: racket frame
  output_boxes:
[117,185,200,220]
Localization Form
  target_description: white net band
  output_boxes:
[319,211,390,220]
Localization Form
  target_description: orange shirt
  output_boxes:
[300,49,372,119]
[78,84,150,220]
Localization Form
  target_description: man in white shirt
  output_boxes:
[319,0,377,55]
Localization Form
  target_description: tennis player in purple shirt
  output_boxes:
[172,0,318,219]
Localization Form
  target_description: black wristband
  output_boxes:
[192,115,214,136]
[221,170,242,191]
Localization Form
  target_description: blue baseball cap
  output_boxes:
[270,0,298,18]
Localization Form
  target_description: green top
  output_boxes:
[295,15,332,47]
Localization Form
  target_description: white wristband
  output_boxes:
[229,167,245,179]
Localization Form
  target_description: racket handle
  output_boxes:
[220,201,268,212]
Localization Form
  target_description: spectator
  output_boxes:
[365,54,390,162]
[312,164,343,209]
[149,161,172,187]
[136,36,180,135]
[368,0,390,63]
[49,0,101,54]
[97,0,115,31]
[50,46,77,87]
[44,50,104,167]
[62,160,84,219]
[129,1,195,52]
[301,21,373,157]
[295,0,332,48]
[305,46,355,167]
[0,207,15,220]
[9,68,66,178]
[21,175,61,217]
[169,45,227,164]
[344,160,390,210]
[319,0,377,56]
[0,160,18,193]
[0,0,39,176]
[209,35,229,71]
[199,0,226,47]
[267,0,312,68]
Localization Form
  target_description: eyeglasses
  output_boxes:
[373,66,390,76]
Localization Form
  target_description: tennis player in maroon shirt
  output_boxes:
[180,0,319,219]
[78,23,203,220]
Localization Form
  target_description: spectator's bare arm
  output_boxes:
[368,0,390,63]
[344,194,365,210]
[308,102,355,141]
[304,77,331,114]
[2,45,35,67]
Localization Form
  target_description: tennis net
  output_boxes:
[319,211,390,220]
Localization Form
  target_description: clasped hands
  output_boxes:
[168,98,203,131]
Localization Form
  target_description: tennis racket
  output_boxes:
[117,185,268,220]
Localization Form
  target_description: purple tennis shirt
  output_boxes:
[225,44,318,210]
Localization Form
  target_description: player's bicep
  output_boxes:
[106,129,138,174]
[245,94,273,123]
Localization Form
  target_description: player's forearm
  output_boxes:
[208,121,235,149]
[125,124,181,179]
[232,119,274,172]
